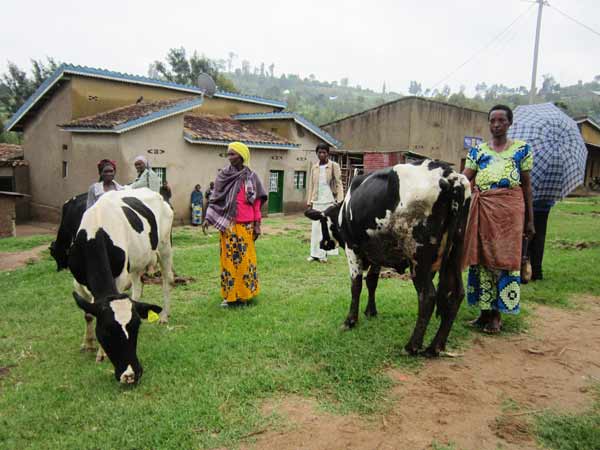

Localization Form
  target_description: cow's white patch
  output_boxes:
[110,299,132,339]
[119,365,135,384]
[393,161,444,217]
[366,209,392,236]
[345,246,362,279]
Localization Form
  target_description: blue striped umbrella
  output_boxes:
[508,103,588,202]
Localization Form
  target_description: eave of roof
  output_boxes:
[60,97,203,134]
[232,112,342,148]
[4,64,286,132]
[575,116,600,132]
[183,132,299,150]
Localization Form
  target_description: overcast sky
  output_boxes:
[2,0,599,96]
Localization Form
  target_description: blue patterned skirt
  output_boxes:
[467,265,521,314]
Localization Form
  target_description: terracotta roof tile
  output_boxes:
[0,144,23,161]
[61,97,199,129]
[184,114,296,147]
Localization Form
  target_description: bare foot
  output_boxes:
[468,310,491,329]
[483,311,502,334]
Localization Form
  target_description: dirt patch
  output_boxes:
[0,365,15,378]
[245,296,600,450]
[0,245,48,271]
[551,239,600,250]
[379,269,411,280]
[141,272,196,286]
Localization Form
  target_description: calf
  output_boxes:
[69,188,174,384]
[306,160,471,356]
[50,193,87,270]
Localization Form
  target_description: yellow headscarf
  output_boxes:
[228,141,250,167]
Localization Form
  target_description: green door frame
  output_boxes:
[268,170,284,213]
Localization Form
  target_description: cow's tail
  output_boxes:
[435,177,470,318]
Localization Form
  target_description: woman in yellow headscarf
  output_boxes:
[203,142,268,307]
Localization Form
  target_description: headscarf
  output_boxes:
[134,155,150,168]
[228,142,250,167]
[97,159,116,175]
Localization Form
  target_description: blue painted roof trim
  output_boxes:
[61,97,203,134]
[183,132,299,150]
[232,112,342,148]
[5,64,286,131]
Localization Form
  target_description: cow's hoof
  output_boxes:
[80,344,97,353]
[420,347,441,358]
[404,344,420,356]
[341,318,357,331]
[95,350,107,363]
[364,309,378,318]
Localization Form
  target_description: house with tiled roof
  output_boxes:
[4,64,338,222]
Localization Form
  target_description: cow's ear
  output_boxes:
[133,301,162,320]
[304,208,324,221]
[72,292,100,316]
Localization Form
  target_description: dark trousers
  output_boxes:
[529,209,551,278]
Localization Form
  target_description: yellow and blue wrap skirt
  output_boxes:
[220,222,260,302]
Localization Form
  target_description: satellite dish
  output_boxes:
[196,73,217,97]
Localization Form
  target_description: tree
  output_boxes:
[0,58,60,116]
[227,51,237,72]
[151,47,237,91]
[340,77,349,87]
[408,81,422,96]
[268,63,275,78]
[260,62,265,77]
[241,60,250,76]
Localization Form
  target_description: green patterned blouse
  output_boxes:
[465,140,533,191]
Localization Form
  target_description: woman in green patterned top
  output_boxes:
[462,105,535,333]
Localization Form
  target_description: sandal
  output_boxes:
[483,320,503,334]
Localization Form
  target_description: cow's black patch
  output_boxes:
[121,206,144,233]
[50,192,87,271]
[341,168,400,245]
[122,197,158,250]
[69,228,126,298]
[427,160,453,178]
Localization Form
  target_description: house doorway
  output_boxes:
[268,170,284,213]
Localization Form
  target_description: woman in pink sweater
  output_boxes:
[203,142,267,307]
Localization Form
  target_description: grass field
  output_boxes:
[1,198,599,449]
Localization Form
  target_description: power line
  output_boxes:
[430,3,535,89]
[549,4,600,39]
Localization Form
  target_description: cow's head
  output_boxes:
[49,241,69,271]
[305,204,344,251]
[72,292,162,385]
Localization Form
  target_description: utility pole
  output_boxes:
[529,0,545,104]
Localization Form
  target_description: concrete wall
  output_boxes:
[71,76,275,119]
[322,97,489,167]
[408,99,488,166]
[70,133,121,198]
[0,196,17,237]
[22,82,73,222]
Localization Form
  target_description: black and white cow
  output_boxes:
[69,188,174,384]
[49,193,87,271]
[306,160,471,356]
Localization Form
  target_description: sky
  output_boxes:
[2,0,599,96]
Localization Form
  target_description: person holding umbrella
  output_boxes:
[462,105,535,334]
[508,103,589,281]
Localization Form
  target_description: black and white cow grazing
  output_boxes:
[49,193,87,271]
[69,188,174,384]
[306,160,471,356]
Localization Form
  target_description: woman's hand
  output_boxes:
[201,220,209,235]
[524,221,535,240]
[253,222,261,241]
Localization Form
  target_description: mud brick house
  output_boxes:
[322,97,489,184]
[4,64,340,223]
[574,116,600,188]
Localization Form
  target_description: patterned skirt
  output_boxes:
[191,204,203,225]
[220,222,260,302]
[467,265,521,314]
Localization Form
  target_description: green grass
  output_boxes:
[0,234,53,252]
[535,385,600,450]
[0,199,598,449]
